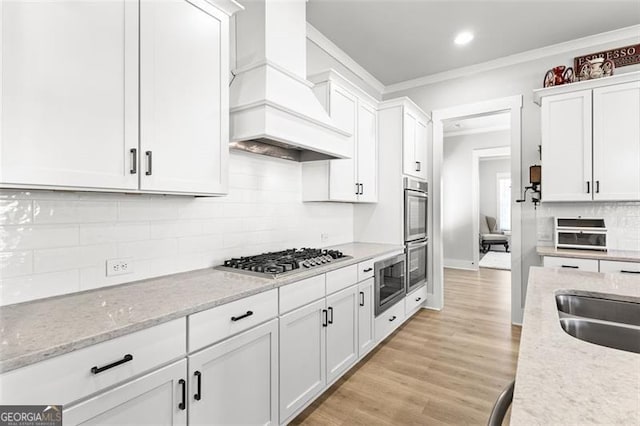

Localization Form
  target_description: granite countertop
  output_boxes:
[0,242,403,374]
[537,246,640,263]
[511,267,640,425]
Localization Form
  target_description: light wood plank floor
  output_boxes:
[291,268,521,425]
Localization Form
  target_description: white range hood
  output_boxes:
[229,0,351,161]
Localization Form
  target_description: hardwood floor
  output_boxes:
[291,268,521,426]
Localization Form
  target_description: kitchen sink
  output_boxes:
[555,292,640,354]
[559,317,640,354]
[556,294,640,327]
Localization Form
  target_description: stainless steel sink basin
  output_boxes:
[556,294,640,326]
[559,317,640,354]
[555,292,640,354]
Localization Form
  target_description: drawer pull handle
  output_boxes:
[194,371,202,401]
[389,315,397,322]
[621,270,640,274]
[328,306,334,324]
[359,291,365,307]
[231,310,254,322]
[561,265,579,269]
[363,267,373,273]
[178,379,186,410]
[415,297,422,302]
[91,354,133,374]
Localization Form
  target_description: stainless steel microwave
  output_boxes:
[555,217,607,251]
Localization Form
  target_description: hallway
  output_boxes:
[293,267,521,425]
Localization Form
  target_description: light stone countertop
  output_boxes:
[537,246,640,263]
[510,266,640,425]
[0,242,403,374]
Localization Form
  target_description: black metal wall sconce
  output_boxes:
[516,165,541,207]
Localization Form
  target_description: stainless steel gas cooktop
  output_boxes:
[217,248,351,278]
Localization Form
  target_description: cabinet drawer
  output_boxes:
[374,300,405,343]
[357,259,375,282]
[0,318,186,406]
[543,256,599,272]
[405,285,427,316]
[599,260,640,274]
[279,274,326,315]
[326,264,358,295]
[189,289,278,352]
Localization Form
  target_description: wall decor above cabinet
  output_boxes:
[535,72,640,202]
[0,0,242,196]
[302,70,379,203]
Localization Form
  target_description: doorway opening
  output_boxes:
[430,96,523,325]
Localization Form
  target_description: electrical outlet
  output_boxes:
[320,233,329,243]
[106,258,134,277]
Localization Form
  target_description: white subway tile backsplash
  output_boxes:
[33,200,117,224]
[0,270,79,306]
[0,152,353,305]
[34,244,117,273]
[80,222,150,245]
[0,200,33,225]
[0,225,79,251]
[0,251,33,278]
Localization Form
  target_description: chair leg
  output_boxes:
[505,242,510,253]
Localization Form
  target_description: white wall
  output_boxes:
[387,33,640,302]
[443,131,510,268]
[0,151,354,306]
[479,158,511,229]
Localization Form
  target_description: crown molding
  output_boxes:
[384,24,640,95]
[306,23,386,95]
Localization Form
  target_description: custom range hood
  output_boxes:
[229,0,351,161]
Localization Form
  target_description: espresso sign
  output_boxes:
[574,43,640,70]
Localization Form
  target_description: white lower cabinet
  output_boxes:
[542,256,599,272]
[599,260,640,274]
[357,279,375,357]
[279,299,327,423]
[326,285,359,384]
[375,300,406,344]
[188,319,278,426]
[64,359,187,426]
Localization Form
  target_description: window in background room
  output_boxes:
[497,172,511,231]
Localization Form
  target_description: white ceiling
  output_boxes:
[444,112,510,136]
[306,0,640,86]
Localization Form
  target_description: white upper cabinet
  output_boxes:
[302,70,378,203]
[0,0,240,195]
[403,107,429,180]
[0,0,139,190]
[541,90,593,201]
[592,81,640,201]
[537,73,640,202]
[139,0,229,195]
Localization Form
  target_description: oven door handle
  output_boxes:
[407,240,428,250]
[405,189,428,199]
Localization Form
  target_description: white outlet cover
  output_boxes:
[106,258,134,277]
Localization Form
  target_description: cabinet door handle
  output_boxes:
[363,267,373,273]
[130,148,137,174]
[415,161,421,172]
[415,297,422,302]
[388,315,397,322]
[596,180,600,194]
[194,371,202,401]
[355,183,359,195]
[90,354,133,375]
[178,379,186,410]
[586,181,590,193]
[621,270,640,274]
[145,151,153,176]
[230,310,253,322]
[322,309,328,327]
[359,183,364,195]
[328,306,334,324]
[359,291,365,307]
[561,265,579,269]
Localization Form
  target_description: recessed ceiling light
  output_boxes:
[454,31,474,46]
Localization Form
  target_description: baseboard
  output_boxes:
[443,258,477,271]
